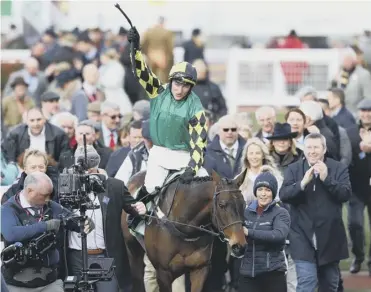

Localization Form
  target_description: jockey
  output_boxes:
[127,27,209,200]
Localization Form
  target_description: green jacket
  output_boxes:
[132,49,208,172]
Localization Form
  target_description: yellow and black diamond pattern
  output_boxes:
[188,110,208,172]
[133,50,163,99]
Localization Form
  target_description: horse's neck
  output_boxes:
[166,181,213,232]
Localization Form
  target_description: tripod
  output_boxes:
[64,204,98,292]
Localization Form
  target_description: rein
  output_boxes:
[140,187,243,241]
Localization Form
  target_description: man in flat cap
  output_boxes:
[40,91,61,120]
[3,57,48,106]
[2,77,34,129]
[346,98,371,276]
[87,101,102,123]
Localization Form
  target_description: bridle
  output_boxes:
[142,183,244,241]
[212,187,244,242]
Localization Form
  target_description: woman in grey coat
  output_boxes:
[239,168,291,292]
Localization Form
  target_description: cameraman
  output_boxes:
[66,145,145,292]
[1,172,95,292]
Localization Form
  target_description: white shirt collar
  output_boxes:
[28,126,46,138]
[19,191,32,209]
[262,131,272,138]
[83,81,96,96]
[220,140,239,155]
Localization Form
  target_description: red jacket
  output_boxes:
[279,36,308,84]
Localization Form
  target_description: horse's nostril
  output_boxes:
[232,244,246,255]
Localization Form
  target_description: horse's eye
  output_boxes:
[218,203,226,209]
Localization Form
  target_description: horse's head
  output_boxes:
[211,169,247,258]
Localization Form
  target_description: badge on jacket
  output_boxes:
[103,196,110,205]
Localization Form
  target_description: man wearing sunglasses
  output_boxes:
[99,101,123,150]
[127,27,209,201]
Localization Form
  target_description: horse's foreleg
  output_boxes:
[156,269,174,292]
[189,265,210,292]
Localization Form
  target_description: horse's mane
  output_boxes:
[180,176,214,185]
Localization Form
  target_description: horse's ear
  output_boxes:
[211,170,221,184]
[233,168,247,187]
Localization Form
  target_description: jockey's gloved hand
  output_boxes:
[128,27,140,50]
[180,167,195,182]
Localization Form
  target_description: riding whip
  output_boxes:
[114,3,136,75]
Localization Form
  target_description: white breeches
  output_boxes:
[144,145,208,193]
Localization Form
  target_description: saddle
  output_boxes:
[136,168,185,204]
[129,169,185,236]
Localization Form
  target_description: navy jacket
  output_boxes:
[240,200,290,277]
[1,196,78,265]
[332,106,356,129]
[204,135,246,179]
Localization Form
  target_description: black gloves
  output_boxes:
[128,27,140,50]
[46,219,61,232]
[179,167,195,183]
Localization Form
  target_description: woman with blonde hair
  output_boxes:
[99,48,132,115]
[2,149,59,204]
[239,137,282,205]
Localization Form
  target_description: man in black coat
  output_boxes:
[203,114,246,291]
[346,99,371,275]
[2,108,69,163]
[192,59,227,122]
[327,88,356,129]
[66,146,146,292]
[59,120,112,171]
[280,132,351,292]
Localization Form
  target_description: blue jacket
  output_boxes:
[1,196,78,268]
[240,200,290,277]
[332,106,356,129]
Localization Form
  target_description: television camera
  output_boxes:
[58,136,114,292]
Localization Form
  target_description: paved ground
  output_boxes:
[343,271,371,291]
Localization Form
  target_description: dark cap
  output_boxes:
[77,31,94,44]
[56,69,79,87]
[44,28,57,38]
[10,76,28,88]
[141,119,151,141]
[357,99,371,110]
[41,91,60,102]
[253,168,278,198]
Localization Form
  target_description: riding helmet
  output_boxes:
[168,62,197,86]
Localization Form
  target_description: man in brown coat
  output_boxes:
[141,16,174,83]
[2,76,34,129]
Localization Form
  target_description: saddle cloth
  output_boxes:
[130,168,185,237]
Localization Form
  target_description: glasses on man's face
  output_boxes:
[106,114,123,120]
[223,128,237,132]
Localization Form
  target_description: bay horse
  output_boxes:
[121,169,247,292]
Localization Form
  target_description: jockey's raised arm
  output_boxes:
[129,27,163,99]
